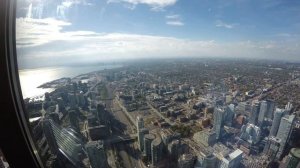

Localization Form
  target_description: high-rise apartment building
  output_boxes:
[276,114,295,159]
[41,119,59,155]
[85,140,108,168]
[270,108,285,137]
[138,128,149,151]
[151,137,163,166]
[286,148,300,168]
[249,101,260,125]
[144,133,156,161]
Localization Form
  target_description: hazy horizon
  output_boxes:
[16,0,300,69]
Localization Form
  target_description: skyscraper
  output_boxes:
[151,137,163,166]
[249,101,260,125]
[258,100,268,126]
[96,103,107,125]
[213,105,234,140]
[41,119,59,155]
[69,110,80,132]
[276,114,295,159]
[42,118,84,166]
[138,128,149,151]
[240,123,261,145]
[265,100,275,120]
[168,139,181,160]
[265,136,281,161]
[202,154,217,168]
[270,108,285,137]
[137,116,148,151]
[137,116,144,130]
[214,107,225,140]
[68,93,77,108]
[178,154,195,168]
[85,140,108,168]
[144,133,156,161]
[285,148,300,168]
[224,104,235,127]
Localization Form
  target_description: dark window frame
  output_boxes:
[0,0,44,167]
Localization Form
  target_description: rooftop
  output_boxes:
[229,149,243,160]
[291,148,300,158]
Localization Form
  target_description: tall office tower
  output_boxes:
[68,93,77,108]
[263,137,271,154]
[285,148,300,168]
[138,128,149,151]
[259,100,276,125]
[143,133,156,161]
[276,114,295,159]
[137,116,144,130]
[214,107,225,140]
[213,105,234,140]
[269,108,285,137]
[224,104,235,127]
[168,139,181,160]
[267,137,281,161]
[219,149,243,168]
[151,137,163,166]
[41,119,59,155]
[96,103,107,125]
[137,116,146,151]
[235,102,251,115]
[85,141,108,168]
[240,123,261,145]
[43,118,84,166]
[77,91,86,107]
[258,100,268,126]
[265,100,275,120]
[249,101,260,125]
[69,110,80,132]
[178,154,195,168]
[204,155,217,168]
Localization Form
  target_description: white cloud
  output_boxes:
[166,21,184,26]
[165,14,184,26]
[107,0,177,10]
[16,17,300,68]
[275,33,292,37]
[165,14,180,19]
[215,20,238,29]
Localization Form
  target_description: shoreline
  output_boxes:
[22,65,124,100]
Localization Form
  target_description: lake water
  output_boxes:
[19,65,121,99]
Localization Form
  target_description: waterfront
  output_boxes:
[19,64,121,99]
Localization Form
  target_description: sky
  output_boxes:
[16,0,300,68]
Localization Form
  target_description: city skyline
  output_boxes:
[23,60,300,168]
